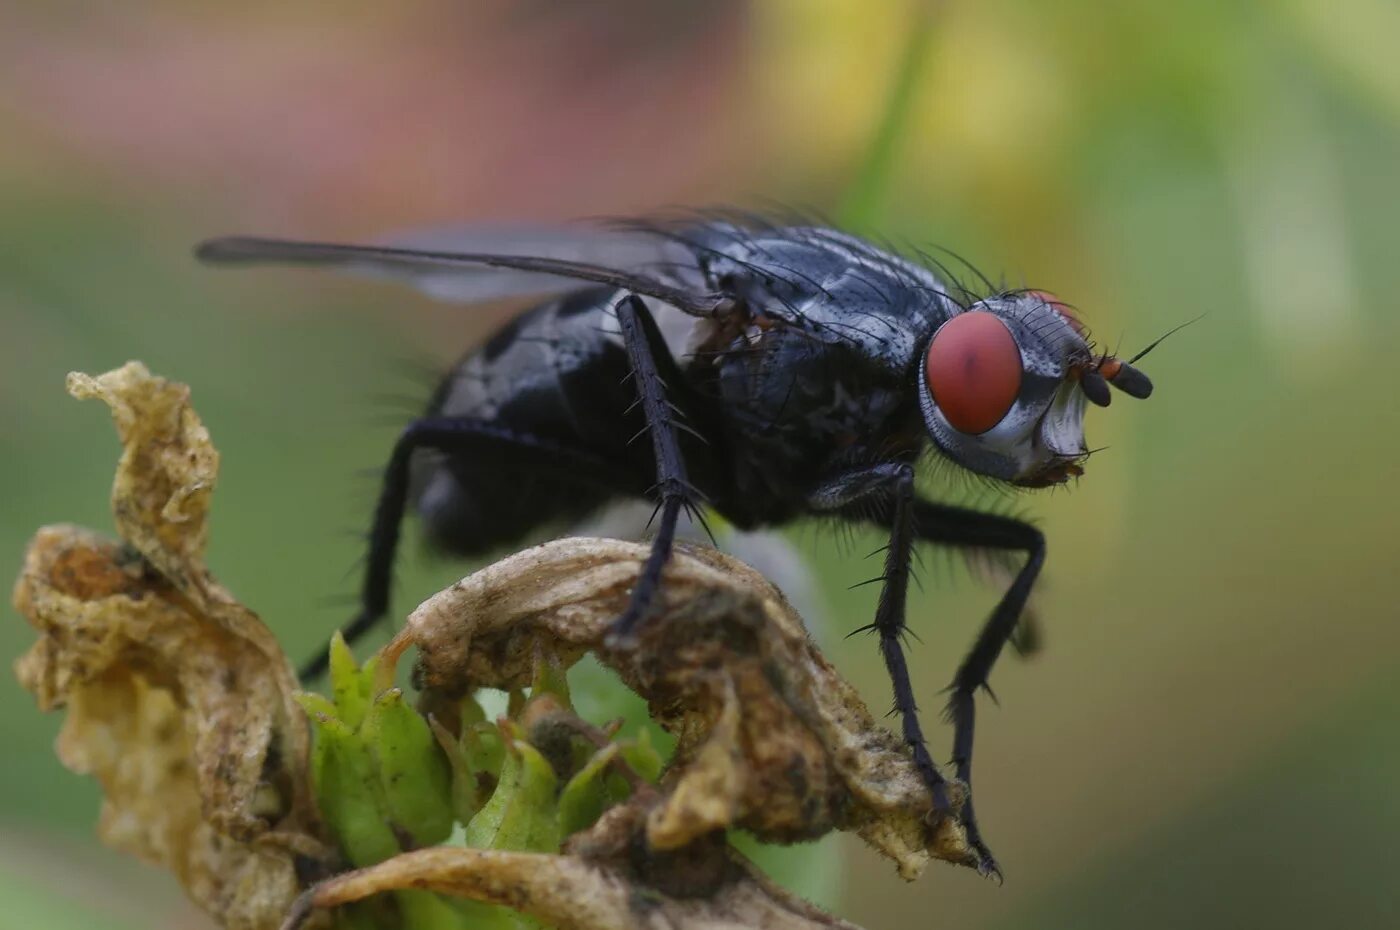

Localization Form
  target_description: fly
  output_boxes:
[196,214,1161,880]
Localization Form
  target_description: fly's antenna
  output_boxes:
[1092,312,1204,400]
[1126,312,1207,365]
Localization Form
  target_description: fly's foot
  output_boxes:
[603,600,648,652]
[965,824,1003,884]
[605,548,672,651]
[925,785,1002,882]
[602,623,641,652]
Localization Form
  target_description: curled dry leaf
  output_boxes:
[391,536,976,878]
[294,539,976,929]
[12,363,327,930]
[289,804,863,930]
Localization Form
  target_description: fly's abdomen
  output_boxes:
[410,287,643,555]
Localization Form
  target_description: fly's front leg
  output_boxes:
[606,294,702,646]
[816,471,1042,879]
[909,501,1045,882]
[303,418,615,680]
[806,464,954,823]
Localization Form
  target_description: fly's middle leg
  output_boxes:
[605,293,705,646]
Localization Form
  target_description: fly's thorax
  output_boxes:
[692,224,948,361]
[707,315,922,505]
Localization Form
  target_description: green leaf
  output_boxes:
[311,713,400,867]
[332,901,387,930]
[294,691,338,722]
[530,651,572,708]
[620,728,663,784]
[328,631,375,729]
[458,722,506,821]
[463,738,560,854]
[459,692,489,728]
[393,889,480,930]
[363,688,455,848]
[557,743,618,836]
[605,729,664,804]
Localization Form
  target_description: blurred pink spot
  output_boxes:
[0,3,750,228]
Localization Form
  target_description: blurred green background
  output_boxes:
[2,1,1398,927]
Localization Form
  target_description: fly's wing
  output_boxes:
[382,224,709,302]
[196,224,719,315]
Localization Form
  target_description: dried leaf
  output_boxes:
[12,363,328,930]
[13,361,967,930]
[394,537,975,879]
[287,810,864,930]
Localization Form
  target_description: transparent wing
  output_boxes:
[195,224,717,315]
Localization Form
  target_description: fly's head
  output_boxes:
[917,291,1153,488]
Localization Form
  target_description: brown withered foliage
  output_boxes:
[14,363,971,930]
[288,538,977,930]
[394,537,974,875]
[289,809,863,930]
[12,363,328,930]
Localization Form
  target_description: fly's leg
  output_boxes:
[805,464,954,830]
[301,418,615,680]
[606,294,702,646]
[309,290,698,678]
[907,501,1044,882]
[811,469,1044,880]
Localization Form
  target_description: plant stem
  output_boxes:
[839,1,939,231]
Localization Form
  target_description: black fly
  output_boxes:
[196,214,1158,879]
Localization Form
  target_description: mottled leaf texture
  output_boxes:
[13,363,329,930]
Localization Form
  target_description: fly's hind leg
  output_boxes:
[301,418,616,680]
[308,291,701,679]
[605,294,705,647]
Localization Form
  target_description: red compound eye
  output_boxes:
[925,311,1022,435]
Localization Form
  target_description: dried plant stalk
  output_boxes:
[287,815,862,930]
